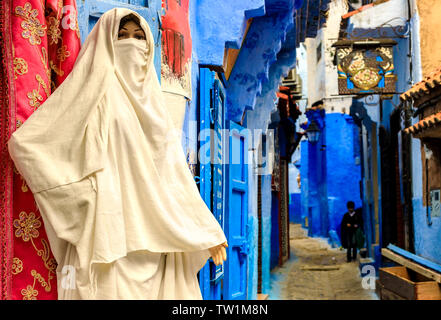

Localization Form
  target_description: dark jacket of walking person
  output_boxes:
[340,202,363,262]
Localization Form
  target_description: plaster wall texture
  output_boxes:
[246,40,297,132]
[289,193,302,223]
[415,0,441,77]
[299,112,362,240]
[270,192,280,270]
[227,7,296,122]
[305,0,352,113]
[348,0,408,31]
[190,0,266,66]
[412,198,441,265]
[261,174,273,293]
[305,34,325,106]
[325,113,362,235]
[407,2,441,265]
[300,139,309,227]
[296,43,308,127]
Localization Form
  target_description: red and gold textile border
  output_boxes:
[1,0,80,300]
[0,0,15,301]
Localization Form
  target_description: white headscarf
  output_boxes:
[8,8,226,283]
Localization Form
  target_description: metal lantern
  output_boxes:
[306,120,320,143]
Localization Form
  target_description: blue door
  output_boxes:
[224,120,249,300]
[76,0,162,80]
[198,68,226,300]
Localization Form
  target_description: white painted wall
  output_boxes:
[305,0,352,114]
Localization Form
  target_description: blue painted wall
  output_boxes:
[300,139,309,228]
[223,0,300,299]
[300,112,362,242]
[261,174,273,294]
[226,1,298,123]
[301,109,328,237]
[270,192,280,270]
[289,193,302,223]
[191,0,266,66]
[189,0,304,300]
[325,113,362,239]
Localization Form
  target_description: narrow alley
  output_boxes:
[269,224,378,300]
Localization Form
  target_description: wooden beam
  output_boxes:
[382,248,441,283]
[388,244,441,273]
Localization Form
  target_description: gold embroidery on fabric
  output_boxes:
[31,270,52,292]
[13,211,42,242]
[12,257,24,275]
[26,71,51,110]
[13,57,28,79]
[50,60,64,77]
[40,47,51,80]
[57,45,71,62]
[27,89,44,110]
[16,119,23,130]
[14,2,47,46]
[47,16,61,45]
[36,74,50,98]
[38,239,57,273]
[21,284,38,300]
[13,209,58,296]
[21,179,29,192]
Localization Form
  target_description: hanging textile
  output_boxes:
[0,0,80,300]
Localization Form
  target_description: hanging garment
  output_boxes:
[7,7,227,300]
[1,0,81,300]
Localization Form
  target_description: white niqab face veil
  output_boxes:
[7,8,227,299]
[114,38,148,99]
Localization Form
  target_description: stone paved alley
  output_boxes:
[268,224,378,300]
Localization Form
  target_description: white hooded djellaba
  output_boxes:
[7,8,227,300]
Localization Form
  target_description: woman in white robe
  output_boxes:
[7,8,228,300]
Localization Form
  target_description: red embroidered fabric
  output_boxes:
[1,0,80,300]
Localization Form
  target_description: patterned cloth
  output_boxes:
[0,0,80,300]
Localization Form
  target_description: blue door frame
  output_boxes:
[76,0,162,80]
[224,120,249,300]
[198,68,226,300]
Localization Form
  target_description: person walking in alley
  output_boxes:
[341,201,363,262]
